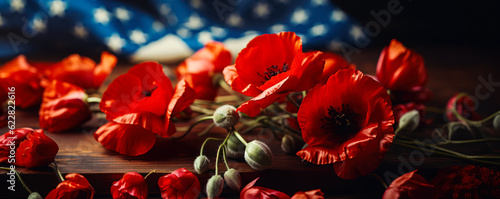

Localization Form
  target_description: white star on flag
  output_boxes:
[94,7,111,25]
[49,0,67,17]
[106,33,126,53]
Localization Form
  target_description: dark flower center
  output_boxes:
[257,63,290,83]
[321,104,361,142]
[142,85,157,97]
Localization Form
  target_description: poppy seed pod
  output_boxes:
[281,134,303,154]
[224,168,242,191]
[28,192,43,199]
[398,110,420,133]
[494,114,500,132]
[206,175,224,199]
[226,134,246,158]
[194,155,210,174]
[213,105,240,128]
[244,140,273,171]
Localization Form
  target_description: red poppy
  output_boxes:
[382,170,435,199]
[0,128,59,167]
[158,168,201,199]
[393,102,426,125]
[34,51,117,90]
[297,69,394,179]
[431,165,500,198]
[291,189,324,199]
[176,41,232,100]
[0,55,46,108]
[111,172,148,199]
[445,93,481,122]
[376,39,427,91]
[94,121,157,156]
[45,173,95,199]
[320,52,355,84]
[240,178,290,199]
[39,80,92,132]
[223,32,325,117]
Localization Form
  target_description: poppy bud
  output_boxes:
[244,140,273,171]
[398,110,420,133]
[206,175,224,199]
[281,134,303,154]
[194,155,210,174]
[226,134,246,158]
[494,114,500,132]
[28,192,43,199]
[213,105,240,128]
[224,168,242,191]
[449,123,475,140]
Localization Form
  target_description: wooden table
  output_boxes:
[1,46,499,198]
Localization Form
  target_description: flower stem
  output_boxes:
[435,137,500,145]
[233,131,248,146]
[0,167,32,194]
[215,131,233,175]
[53,161,65,182]
[190,105,215,115]
[170,116,214,140]
[200,137,224,156]
[197,123,216,137]
[287,94,300,109]
[222,147,230,170]
[218,79,243,103]
[144,170,155,180]
[86,97,102,104]
[302,91,307,98]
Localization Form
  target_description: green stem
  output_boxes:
[233,131,248,146]
[0,167,32,194]
[86,97,102,104]
[53,161,65,182]
[449,93,500,125]
[170,116,214,140]
[144,170,155,179]
[197,123,216,137]
[218,79,243,103]
[287,94,300,109]
[396,138,500,160]
[222,147,230,170]
[190,105,215,115]
[200,137,224,156]
[436,137,500,145]
[302,91,307,98]
[215,131,233,175]
[240,124,265,135]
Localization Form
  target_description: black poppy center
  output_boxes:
[257,63,290,83]
[142,85,157,97]
[321,104,361,142]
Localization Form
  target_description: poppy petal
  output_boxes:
[93,51,118,88]
[223,65,262,97]
[94,122,156,156]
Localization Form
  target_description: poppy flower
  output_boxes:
[445,93,481,122]
[111,172,148,199]
[223,32,325,117]
[376,39,427,91]
[94,121,157,156]
[34,51,117,90]
[382,170,435,199]
[291,189,325,199]
[0,128,59,167]
[0,55,46,108]
[176,41,232,100]
[240,178,290,199]
[158,168,201,199]
[45,173,95,199]
[297,69,394,179]
[39,80,92,132]
[431,165,500,198]
[320,52,356,84]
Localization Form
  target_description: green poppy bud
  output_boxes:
[194,155,210,174]
[223,168,242,191]
[206,175,224,199]
[494,114,500,132]
[398,110,420,133]
[213,105,240,128]
[281,134,303,154]
[244,140,273,171]
[226,134,246,158]
[27,192,43,199]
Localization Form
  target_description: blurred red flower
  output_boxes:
[111,172,148,199]
[297,69,394,179]
[291,189,325,199]
[0,128,58,167]
[320,52,355,84]
[431,165,500,198]
[39,80,92,132]
[383,170,435,199]
[158,168,200,199]
[34,51,117,90]
[46,173,95,199]
[445,93,481,122]
[240,178,290,199]
[176,41,232,100]
[376,39,427,91]
[223,32,324,117]
[0,55,46,108]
